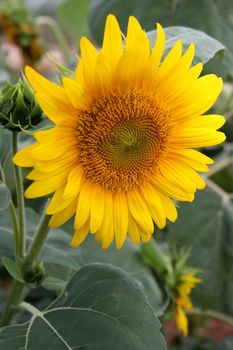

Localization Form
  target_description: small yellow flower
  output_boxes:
[175,272,202,336]
[13,15,225,249]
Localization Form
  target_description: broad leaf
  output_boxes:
[0,208,165,312]
[0,264,167,350]
[147,27,225,66]
[168,185,233,314]
[0,323,28,350]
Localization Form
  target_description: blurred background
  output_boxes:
[0,0,233,349]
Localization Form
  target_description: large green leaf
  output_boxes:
[88,0,232,77]
[168,185,233,314]
[0,208,165,312]
[0,322,28,350]
[0,264,166,350]
[147,27,225,66]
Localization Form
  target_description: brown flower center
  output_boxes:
[76,90,170,192]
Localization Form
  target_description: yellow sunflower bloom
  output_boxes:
[175,272,202,335]
[13,15,225,249]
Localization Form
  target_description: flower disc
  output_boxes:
[77,90,170,192]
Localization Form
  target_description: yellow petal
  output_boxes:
[179,114,225,130]
[13,144,36,167]
[25,66,70,107]
[49,197,77,227]
[169,149,213,172]
[175,307,188,336]
[25,174,66,198]
[102,14,123,70]
[35,93,76,124]
[142,23,165,88]
[150,23,166,67]
[157,192,178,222]
[128,212,141,244]
[70,220,90,247]
[74,180,92,229]
[161,159,206,191]
[140,184,166,229]
[46,186,76,214]
[94,52,111,95]
[62,76,87,110]
[76,37,98,92]
[90,185,105,233]
[170,128,226,147]
[127,190,154,234]
[158,40,183,77]
[151,174,194,202]
[63,165,84,199]
[114,192,128,249]
[171,76,223,121]
[126,16,150,52]
[100,191,114,249]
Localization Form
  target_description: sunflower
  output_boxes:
[175,272,202,336]
[13,15,225,249]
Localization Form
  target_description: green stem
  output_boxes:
[141,239,171,275]
[12,132,26,260]
[0,280,25,327]
[8,203,20,259]
[190,308,233,328]
[21,212,51,272]
[0,211,51,327]
[36,16,70,63]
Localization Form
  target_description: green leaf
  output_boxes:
[88,0,233,78]
[1,257,24,283]
[147,26,225,65]
[0,264,167,349]
[168,185,233,314]
[0,184,11,211]
[57,0,89,40]
[0,322,29,350]
[0,207,165,313]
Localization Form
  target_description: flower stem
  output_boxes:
[190,308,233,328]
[0,211,51,327]
[12,132,26,260]
[0,280,25,327]
[141,239,171,276]
[21,211,51,272]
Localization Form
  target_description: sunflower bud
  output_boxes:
[0,79,43,130]
[23,262,46,287]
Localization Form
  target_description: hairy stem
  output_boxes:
[12,132,26,260]
[0,211,51,327]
